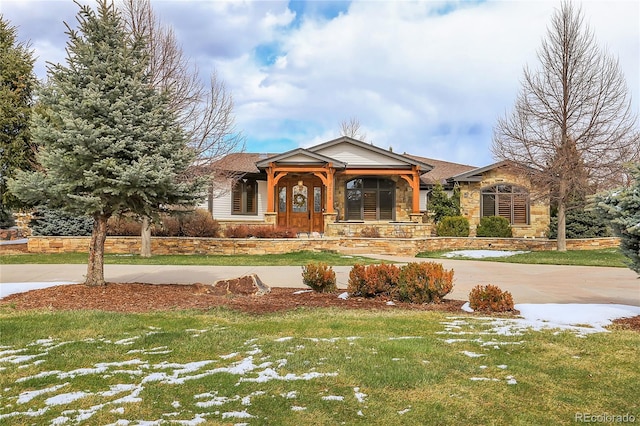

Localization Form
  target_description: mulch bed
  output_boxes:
[1,282,638,332]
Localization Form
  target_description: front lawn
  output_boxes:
[0,250,381,266]
[417,248,626,267]
[0,308,637,425]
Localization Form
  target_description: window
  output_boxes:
[345,178,395,221]
[481,185,529,225]
[232,178,257,215]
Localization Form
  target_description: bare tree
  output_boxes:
[120,0,244,256]
[492,1,639,251]
[339,117,367,141]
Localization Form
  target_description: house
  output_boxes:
[204,137,550,238]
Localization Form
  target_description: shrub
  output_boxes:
[107,215,142,236]
[302,262,337,293]
[180,210,221,237]
[468,284,515,313]
[360,226,380,238]
[476,216,513,237]
[152,215,181,237]
[30,207,94,236]
[397,262,454,304]
[224,224,297,238]
[436,216,470,237]
[547,209,611,239]
[224,225,250,238]
[347,263,400,298]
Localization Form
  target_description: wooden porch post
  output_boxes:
[266,164,275,213]
[412,171,420,214]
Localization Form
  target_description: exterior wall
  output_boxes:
[27,236,620,257]
[210,180,268,223]
[458,168,549,238]
[314,143,407,166]
[324,222,432,238]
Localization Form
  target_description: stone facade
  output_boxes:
[26,236,620,257]
[458,167,549,238]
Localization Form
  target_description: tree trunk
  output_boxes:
[86,214,108,286]
[556,179,568,252]
[141,216,152,258]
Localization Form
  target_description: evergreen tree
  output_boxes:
[9,1,203,286]
[427,183,460,223]
[0,16,37,210]
[594,163,640,275]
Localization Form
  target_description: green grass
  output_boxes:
[417,248,627,267]
[0,250,382,266]
[0,308,637,425]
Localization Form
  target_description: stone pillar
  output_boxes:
[409,213,423,223]
[264,212,277,226]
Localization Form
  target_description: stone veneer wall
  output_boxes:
[27,236,620,257]
[458,167,550,238]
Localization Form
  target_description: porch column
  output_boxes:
[266,164,275,213]
[412,170,420,214]
[326,166,335,214]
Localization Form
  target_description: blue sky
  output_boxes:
[1,0,638,167]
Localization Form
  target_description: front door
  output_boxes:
[277,176,324,234]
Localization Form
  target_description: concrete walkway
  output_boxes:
[1,256,639,305]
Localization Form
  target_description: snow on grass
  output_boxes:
[442,250,529,258]
[321,395,345,401]
[461,351,486,358]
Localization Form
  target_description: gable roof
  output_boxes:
[450,160,513,182]
[255,148,347,169]
[308,136,433,170]
[208,153,274,174]
[405,154,477,185]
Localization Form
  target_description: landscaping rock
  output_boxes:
[203,274,271,296]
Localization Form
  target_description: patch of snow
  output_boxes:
[506,376,518,385]
[274,337,294,342]
[386,301,396,306]
[281,391,297,399]
[388,336,423,340]
[461,351,486,358]
[0,282,79,299]
[45,391,89,406]
[497,365,508,369]
[514,304,640,333]
[442,250,529,258]
[338,292,349,300]
[470,377,500,382]
[221,411,254,419]
[219,352,239,359]
[292,290,312,295]
[398,408,411,415]
[17,383,69,404]
[461,302,474,313]
[354,387,367,403]
[291,406,307,411]
[321,395,344,401]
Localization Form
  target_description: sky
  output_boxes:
[1,0,638,167]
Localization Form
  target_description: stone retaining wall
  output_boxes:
[26,236,620,257]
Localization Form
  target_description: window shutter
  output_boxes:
[232,185,242,213]
[513,195,528,224]
[482,194,496,217]
[498,195,511,221]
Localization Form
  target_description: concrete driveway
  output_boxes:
[1,257,639,306]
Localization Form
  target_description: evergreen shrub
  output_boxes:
[468,284,515,313]
[476,216,513,237]
[302,262,337,293]
[397,262,454,304]
[547,209,611,239]
[347,263,400,298]
[30,207,93,236]
[436,216,470,237]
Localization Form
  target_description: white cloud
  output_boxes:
[2,0,637,166]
